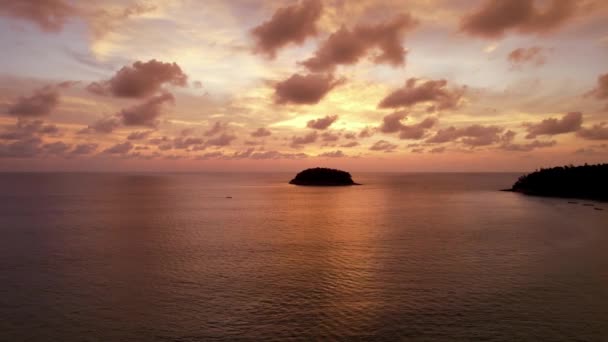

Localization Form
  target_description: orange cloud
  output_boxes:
[307,115,338,130]
[251,127,272,137]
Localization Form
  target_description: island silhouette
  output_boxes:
[504,163,607,201]
[289,168,360,186]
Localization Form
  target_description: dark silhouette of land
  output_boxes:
[289,167,360,186]
[504,163,608,201]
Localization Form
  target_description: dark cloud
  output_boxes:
[0,0,76,32]
[574,144,608,155]
[378,78,465,110]
[318,150,345,158]
[577,122,608,140]
[251,0,322,58]
[399,117,437,140]
[42,141,71,155]
[524,112,582,138]
[379,111,408,133]
[127,130,153,140]
[460,0,578,39]
[427,124,504,146]
[204,121,229,136]
[251,127,272,138]
[87,59,187,98]
[118,92,175,127]
[80,116,121,134]
[370,140,398,152]
[206,133,236,147]
[379,112,437,139]
[586,73,608,100]
[103,141,133,154]
[275,73,343,105]
[508,46,547,67]
[300,13,418,71]
[500,140,556,152]
[430,147,446,153]
[148,136,169,145]
[0,137,42,158]
[0,119,59,140]
[173,137,205,150]
[71,143,98,155]
[290,131,318,147]
[7,85,60,117]
[307,115,338,130]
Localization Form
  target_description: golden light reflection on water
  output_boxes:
[1,173,607,340]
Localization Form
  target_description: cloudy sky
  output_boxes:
[0,0,607,171]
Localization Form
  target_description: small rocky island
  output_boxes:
[504,163,607,201]
[289,167,360,186]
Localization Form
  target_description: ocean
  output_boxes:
[0,173,606,341]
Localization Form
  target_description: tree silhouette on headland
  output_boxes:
[289,167,359,186]
[507,163,608,201]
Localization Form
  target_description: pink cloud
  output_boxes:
[251,0,322,58]
[524,112,583,138]
[290,131,318,147]
[577,122,608,140]
[427,124,504,146]
[586,73,608,100]
[117,92,175,127]
[370,140,397,152]
[87,59,187,98]
[460,0,578,39]
[7,86,61,117]
[275,73,343,105]
[0,0,76,32]
[103,141,133,155]
[378,78,465,110]
[300,13,418,72]
[508,46,548,67]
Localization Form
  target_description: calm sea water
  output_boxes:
[0,173,606,341]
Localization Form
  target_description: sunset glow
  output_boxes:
[1,0,607,171]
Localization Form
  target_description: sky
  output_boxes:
[0,0,607,172]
